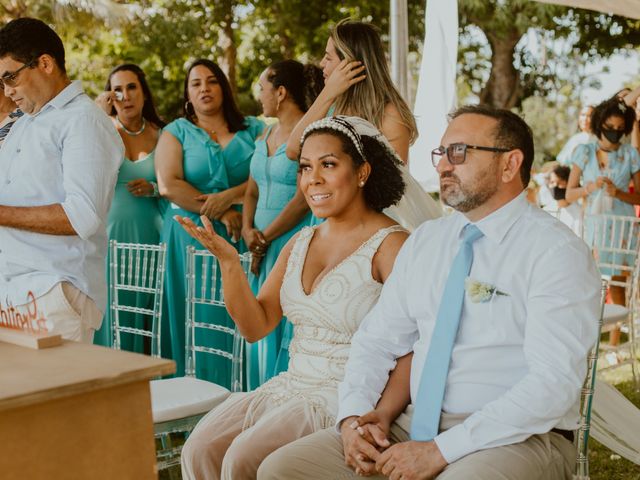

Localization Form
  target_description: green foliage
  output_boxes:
[457,0,640,110]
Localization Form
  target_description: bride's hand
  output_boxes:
[174,215,239,263]
[323,59,366,100]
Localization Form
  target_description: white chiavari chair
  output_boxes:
[109,241,167,357]
[151,248,251,471]
[582,213,640,385]
[574,279,608,480]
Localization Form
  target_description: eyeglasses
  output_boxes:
[431,143,512,167]
[0,59,37,90]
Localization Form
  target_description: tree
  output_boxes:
[458,0,640,109]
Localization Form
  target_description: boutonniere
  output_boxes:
[464,278,509,303]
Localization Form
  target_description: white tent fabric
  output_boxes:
[591,379,640,465]
[408,0,458,192]
[536,0,640,19]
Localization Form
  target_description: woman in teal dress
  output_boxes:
[155,59,264,386]
[242,60,324,389]
[567,96,640,345]
[93,64,165,352]
[567,97,640,251]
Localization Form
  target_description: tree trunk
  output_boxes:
[217,19,237,94]
[479,30,522,109]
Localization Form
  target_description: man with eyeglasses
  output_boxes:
[259,105,601,480]
[0,18,123,342]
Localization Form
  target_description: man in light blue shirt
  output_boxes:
[259,106,601,479]
[0,18,123,342]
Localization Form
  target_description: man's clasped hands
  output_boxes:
[340,409,447,480]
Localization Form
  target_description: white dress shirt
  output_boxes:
[337,193,601,463]
[0,81,123,317]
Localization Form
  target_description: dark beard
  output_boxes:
[441,172,499,212]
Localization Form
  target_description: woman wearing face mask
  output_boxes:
[566,97,639,216]
[566,96,639,346]
[94,63,166,351]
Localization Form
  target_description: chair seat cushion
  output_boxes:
[151,376,231,423]
[603,304,628,325]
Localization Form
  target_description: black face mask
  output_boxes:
[602,128,624,144]
[551,186,566,201]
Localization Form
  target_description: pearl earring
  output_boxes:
[359,181,365,187]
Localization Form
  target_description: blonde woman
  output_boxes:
[286,19,416,163]
[287,19,440,231]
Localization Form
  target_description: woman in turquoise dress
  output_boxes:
[567,97,640,247]
[155,59,264,386]
[93,64,165,352]
[242,60,323,389]
[567,96,640,345]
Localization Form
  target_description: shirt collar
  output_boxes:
[30,80,83,117]
[454,192,528,245]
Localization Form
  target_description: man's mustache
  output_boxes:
[440,172,460,183]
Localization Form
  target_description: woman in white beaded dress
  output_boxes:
[175,116,410,480]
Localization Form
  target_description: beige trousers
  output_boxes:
[181,392,323,480]
[30,282,99,343]
[258,409,575,480]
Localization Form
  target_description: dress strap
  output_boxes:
[359,225,407,257]
[283,226,315,281]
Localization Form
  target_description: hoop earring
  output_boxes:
[184,100,193,116]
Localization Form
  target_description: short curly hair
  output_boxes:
[301,128,406,212]
[0,18,66,74]
[591,97,636,139]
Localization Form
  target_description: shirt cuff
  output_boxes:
[61,198,100,240]
[433,423,476,463]
[334,395,376,434]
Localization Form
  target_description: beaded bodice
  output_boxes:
[255,225,405,421]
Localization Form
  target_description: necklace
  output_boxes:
[196,120,217,136]
[116,116,146,136]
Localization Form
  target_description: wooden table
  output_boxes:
[0,340,175,480]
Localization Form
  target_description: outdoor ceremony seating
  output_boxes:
[582,213,640,385]
[574,279,608,480]
[109,240,167,356]
[151,247,251,471]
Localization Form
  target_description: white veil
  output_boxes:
[341,116,442,231]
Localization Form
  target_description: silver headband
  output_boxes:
[301,116,366,159]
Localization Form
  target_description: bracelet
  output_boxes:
[150,181,159,197]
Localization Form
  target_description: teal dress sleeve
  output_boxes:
[223,116,265,187]
[571,143,591,171]
[163,118,187,143]
[627,143,640,175]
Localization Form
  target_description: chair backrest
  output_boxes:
[109,241,167,357]
[583,213,640,306]
[185,247,251,392]
[575,279,608,479]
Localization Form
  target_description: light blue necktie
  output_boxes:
[410,224,484,441]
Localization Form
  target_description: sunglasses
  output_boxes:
[0,59,37,90]
[431,143,511,167]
